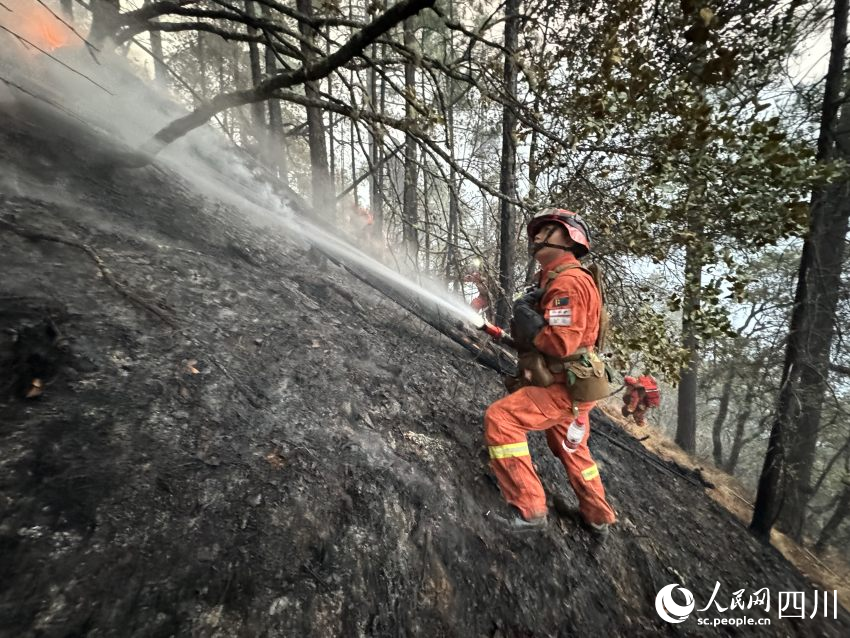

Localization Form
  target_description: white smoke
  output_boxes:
[0,1,481,327]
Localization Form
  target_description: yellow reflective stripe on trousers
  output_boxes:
[488,441,530,459]
[581,464,599,481]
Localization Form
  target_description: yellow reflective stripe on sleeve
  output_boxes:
[488,441,530,459]
[581,464,599,481]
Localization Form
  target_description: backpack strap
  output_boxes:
[543,263,593,291]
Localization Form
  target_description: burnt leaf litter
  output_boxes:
[1,103,848,636]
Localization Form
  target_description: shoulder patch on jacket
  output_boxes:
[553,296,570,307]
[548,308,572,325]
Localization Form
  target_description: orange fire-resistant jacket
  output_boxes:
[532,252,601,362]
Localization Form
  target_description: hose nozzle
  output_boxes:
[481,320,506,340]
[479,320,517,349]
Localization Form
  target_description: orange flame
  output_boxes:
[2,2,73,52]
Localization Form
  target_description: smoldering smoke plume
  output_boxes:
[0,1,481,327]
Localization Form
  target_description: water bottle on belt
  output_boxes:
[561,416,586,454]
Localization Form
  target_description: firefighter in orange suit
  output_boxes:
[622,375,661,426]
[463,270,492,319]
[484,209,617,533]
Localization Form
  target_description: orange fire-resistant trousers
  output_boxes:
[623,387,649,425]
[484,383,617,525]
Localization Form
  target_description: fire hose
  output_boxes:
[478,319,517,350]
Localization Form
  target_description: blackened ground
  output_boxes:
[0,102,847,638]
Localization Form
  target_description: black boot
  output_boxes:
[551,493,610,538]
[491,508,547,534]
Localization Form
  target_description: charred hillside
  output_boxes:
[1,104,848,637]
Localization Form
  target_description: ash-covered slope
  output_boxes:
[1,104,847,638]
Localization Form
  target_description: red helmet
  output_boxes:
[527,208,591,257]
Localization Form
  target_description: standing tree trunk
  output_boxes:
[142,0,167,84]
[369,42,385,239]
[89,0,121,45]
[751,0,850,541]
[217,56,230,136]
[326,27,337,196]
[446,103,460,284]
[444,0,460,285]
[676,228,703,454]
[711,369,735,467]
[421,146,432,271]
[402,19,420,266]
[350,119,359,205]
[347,0,357,205]
[495,0,520,328]
[778,147,850,540]
[263,7,287,185]
[447,167,460,283]
[245,1,266,129]
[419,67,430,269]
[196,33,208,100]
[374,42,387,237]
[524,94,541,286]
[296,0,334,217]
[815,479,850,553]
[723,383,757,474]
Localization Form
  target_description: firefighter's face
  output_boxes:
[531,224,573,264]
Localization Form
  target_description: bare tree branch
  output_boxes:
[136,0,436,158]
[829,362,850,375]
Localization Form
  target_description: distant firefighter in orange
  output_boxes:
[345,202,375,244]
[350,204,374,229]
[462,270,492,321]
[621,375,661,426]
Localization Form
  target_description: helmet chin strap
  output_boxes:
[529,225,571,256]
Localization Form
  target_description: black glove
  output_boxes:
[517,287,545,307]
[512,290,546,349]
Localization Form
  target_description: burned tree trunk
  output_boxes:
[524,95,541,286]
[141,0,167,84]
[723,384,757,474]
[402,19,420,266]
[711,369,734,467]
[245,1,267,129]
[89,0,121,45]
[815,479,850,553]
[675,229,703,455]
[446,101,460,284]
[196,33,208,100]
[263,7,287,185]
[495,0,520,329]
[444,0,460,285]
[296,0,334,217]
[752,0,850,541]
[368,43,385,239]
[350,119,359,206]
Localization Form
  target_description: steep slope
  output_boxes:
[1,103,848,638]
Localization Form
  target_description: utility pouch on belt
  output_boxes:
[541,262,613,402]
[563,351,611,402]
[518,351,555,387]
